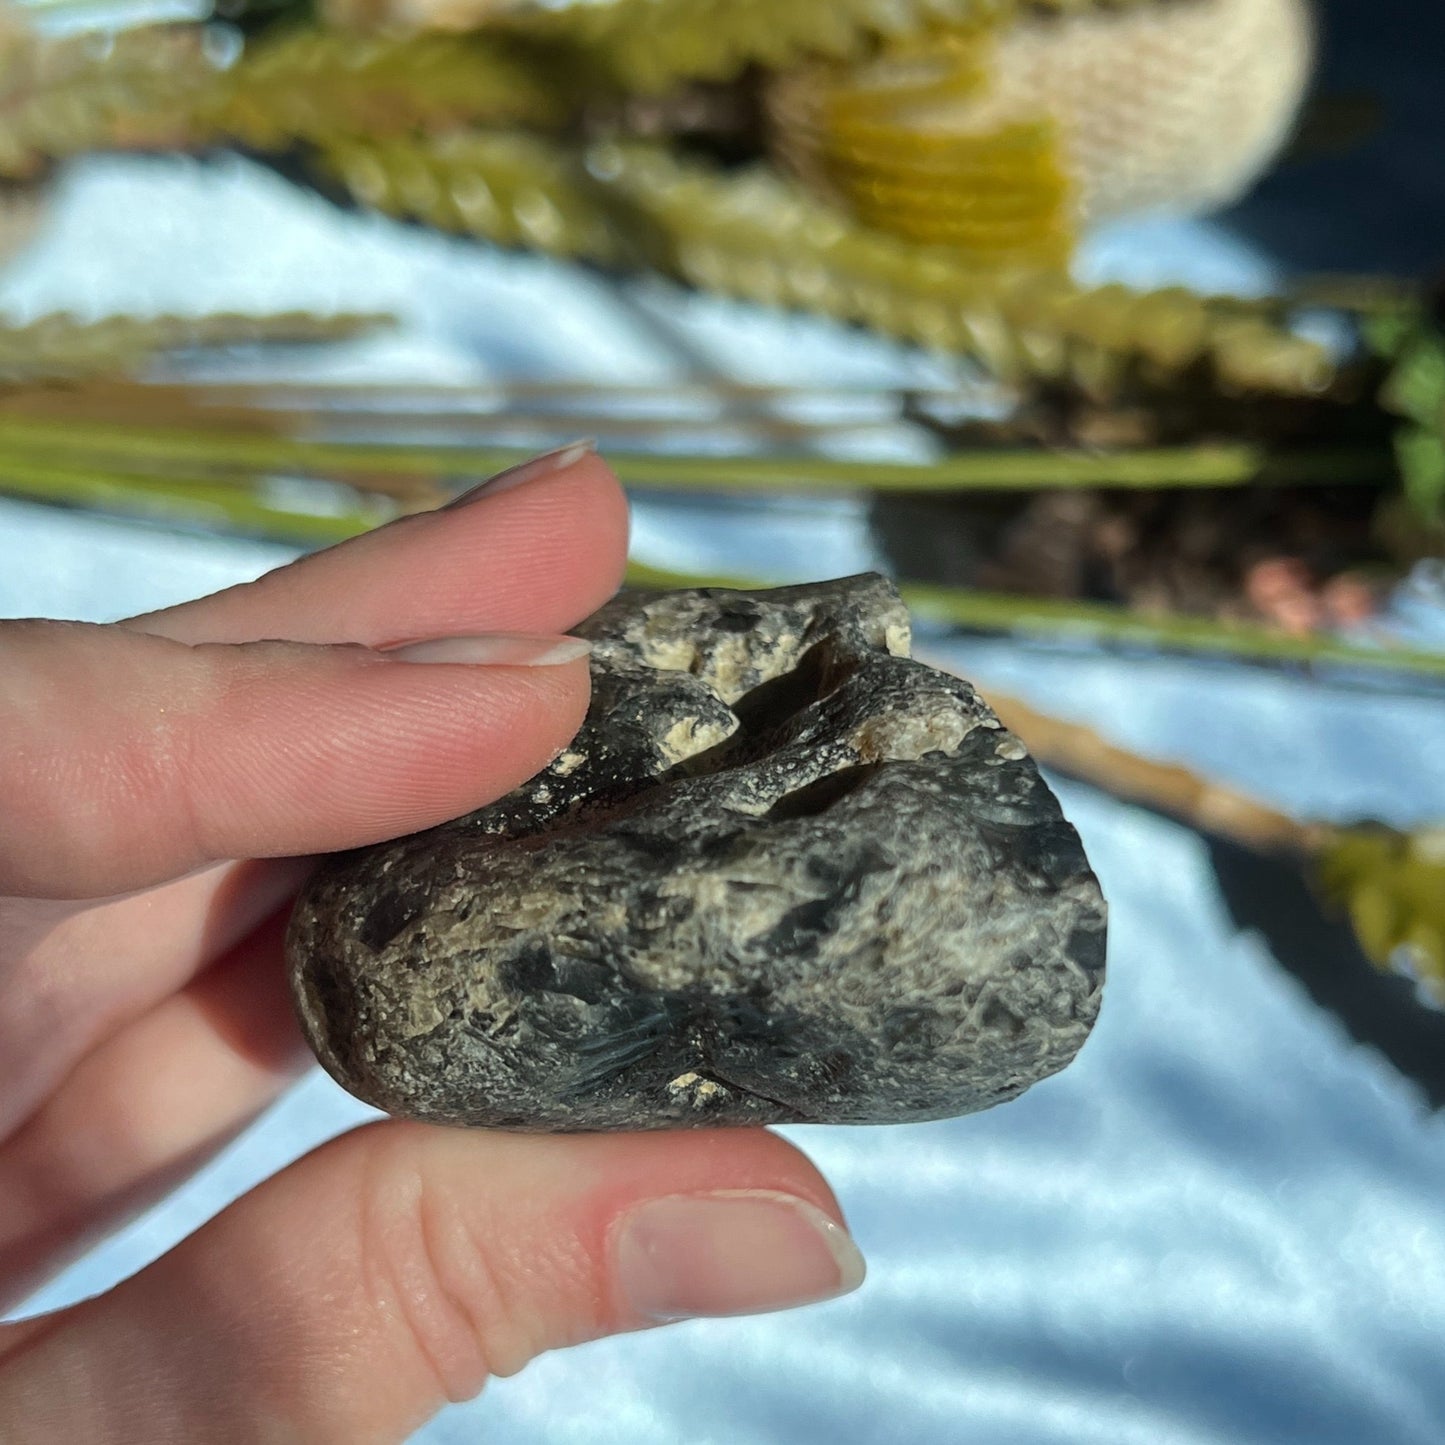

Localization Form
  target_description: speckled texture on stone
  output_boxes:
[286,575,1107,1130]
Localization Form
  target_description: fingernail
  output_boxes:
[382,633,592,666]
[615,1190,866,1322]
[442,440,596,509]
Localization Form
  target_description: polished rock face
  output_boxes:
[287,575,1106,1130]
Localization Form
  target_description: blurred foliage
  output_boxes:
[0,309,388,379]
[487,0,1157,96]
[0,0,1434,636]
[1365,304,1445,525]
[765,26,1074,268]
[1316,824,1445,1006]
[322,131,1331,395]
[0,21,215,178]
[0,24,568,172]
[0,367,1438,684]
[0,0,1377,424]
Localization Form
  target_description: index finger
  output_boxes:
[129,444,628,647]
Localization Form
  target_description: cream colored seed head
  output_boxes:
[990,0,1315,221]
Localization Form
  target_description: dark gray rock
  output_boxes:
[287,574,1106,1130]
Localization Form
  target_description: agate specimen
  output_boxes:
[287,575,1106,1129]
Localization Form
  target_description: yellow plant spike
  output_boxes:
[325,131,632,264]
[321,130,1332,395]
[486,0,1021,94]
[768,24,1073,268]
[200,28,568,149]
[339,0,1168,94]
[0,19,566,181]
[1314,825,1445,1005]
[0,21,217,180]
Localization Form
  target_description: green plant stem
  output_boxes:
[0,415,1392,493]
[627,561,1445,681]
[605,445,1389,492]
[0,310,391,381]
[2,458,1441,684]
[899,583,1445,678]
[0,454,389,543]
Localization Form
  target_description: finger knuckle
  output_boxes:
[357,1130,514,1404]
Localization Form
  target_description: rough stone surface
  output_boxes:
[287,574,1107,1130]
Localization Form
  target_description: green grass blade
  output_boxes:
[0,414,1392,493]
[3,454,1439,685]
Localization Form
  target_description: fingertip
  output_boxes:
[576,454,632,595]
[611,1189,866,1325]
[457,448,630,604]
[132,449,631,650]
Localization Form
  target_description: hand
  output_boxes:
[0,447,864,1443]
